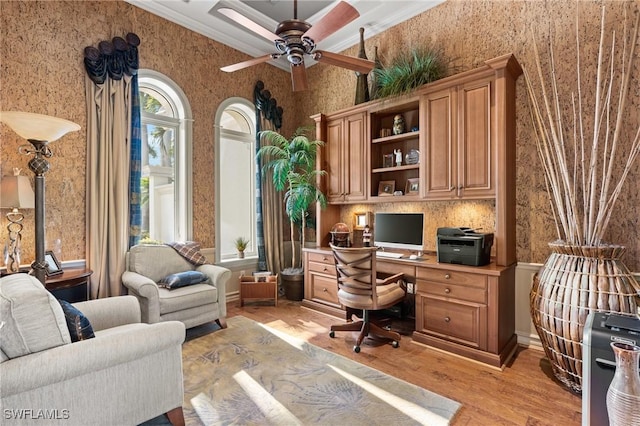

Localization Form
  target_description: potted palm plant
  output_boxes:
[234,237,249,259]
[258,127,327,300]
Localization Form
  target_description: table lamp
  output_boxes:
[0,168,35,273]
[0,111,80,284]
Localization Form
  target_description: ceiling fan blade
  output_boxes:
[303,1,360,44]
[221,54,277,72]
[291,64,309,92]
[218,8,280,42]
[313,51,374,74]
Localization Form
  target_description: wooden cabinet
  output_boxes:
[368,98,421,199]
[424,76,494,200]
[413,264,517,368]
[325,112,367,203]
[302,249,343,316]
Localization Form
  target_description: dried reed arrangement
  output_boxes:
[524,4,640,247]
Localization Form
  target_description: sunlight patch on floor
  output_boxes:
[328,364,450,426]
[261,318,328,345]
[233,370,303,425]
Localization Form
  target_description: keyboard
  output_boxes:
[376,251,404,259]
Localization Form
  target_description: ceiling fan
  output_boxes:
[219,0,375,92]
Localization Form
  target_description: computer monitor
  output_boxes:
[373,212,424,251]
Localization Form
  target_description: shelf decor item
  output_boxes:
[371,46,447,99]
[527,6,640,393]
[377,180,395,196]
[606,342,640,426]
[405,178,419,195]
[354,27,370,105]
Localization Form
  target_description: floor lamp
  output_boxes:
[0,169,35,273]
[0,112,80,284]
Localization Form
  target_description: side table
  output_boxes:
[239,274,278,307]
[46,268,93,303]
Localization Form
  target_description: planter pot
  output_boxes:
[281,271,304,301]
[606,342,640,426]
[530,242,639,393]
[237,251,245,259]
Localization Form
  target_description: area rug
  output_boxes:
[182,315,461,425]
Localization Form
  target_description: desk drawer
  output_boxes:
[417,280,486,304]
[417,268,486,289]
[308,251,334,265]
[310,273,339,306]
[308,261,336,276]
[417,295,487,349]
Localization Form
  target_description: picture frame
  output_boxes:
[44,250,63,276]
[378,180,395,196]
[353,212,371,230]
[405,178,420,195]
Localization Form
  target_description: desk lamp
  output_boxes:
[0,168,35,273]
[0,111,80,284]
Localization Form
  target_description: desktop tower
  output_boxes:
[582,312,640,426]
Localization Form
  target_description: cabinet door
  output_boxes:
[344,113,366,201]
[325,118,344,202]
[424,89,456,200]
[458,78,494,199]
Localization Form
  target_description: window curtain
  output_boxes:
[84,33,141,298]
[254,81,284,277]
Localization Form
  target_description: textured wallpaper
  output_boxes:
[294,0,640,271]
[1,0,638,271]
[0,0,295,263]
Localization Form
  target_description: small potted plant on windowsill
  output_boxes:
[234,237,249,259]
[258,127,327,301]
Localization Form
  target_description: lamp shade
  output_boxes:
[0,111,80,142]
[0,175,35,209]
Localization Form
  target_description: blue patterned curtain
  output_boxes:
[128,75,142,248]
[254,81,283,272]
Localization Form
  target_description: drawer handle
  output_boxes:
[323,287,328,292]
[322,257,329,262]
[323,267,328,272]
[444,274,451,279]
[444,288,451,294]
[444,316,451,323]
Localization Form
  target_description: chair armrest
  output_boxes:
[121,271,161,323]
[72,295,141,332]
[0,320,185,398]
[197,264,231,318]
[377,272,404,286]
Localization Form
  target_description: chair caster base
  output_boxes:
[392,341,399,348]
[329,331,335,338]
[353,345,361,353]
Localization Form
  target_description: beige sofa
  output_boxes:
[122,244,231,329]
[0,273,186,426]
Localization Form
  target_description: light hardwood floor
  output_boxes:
[222,298,582,426]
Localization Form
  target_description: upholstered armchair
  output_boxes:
[0,273,186,426]
[122,244,231,329]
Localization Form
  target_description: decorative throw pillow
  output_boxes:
[159,270,208,289]
[165,241,208,265]
[58,300,95,342]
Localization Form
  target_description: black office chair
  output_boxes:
[328,244,406,352]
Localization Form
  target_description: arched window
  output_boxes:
[215,99,257,261]
[138,70,192,243]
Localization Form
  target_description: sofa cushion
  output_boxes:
[158,271,208,289]
[166,241,208,265]
[59,300,95,341]
[0,273,71,359]
[128,244,195,282]
[158,283,218,315]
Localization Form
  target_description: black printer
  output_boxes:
[436,227,494,266]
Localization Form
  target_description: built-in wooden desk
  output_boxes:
[302,247,516,368]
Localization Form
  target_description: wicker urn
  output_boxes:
[530,242,640,393]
